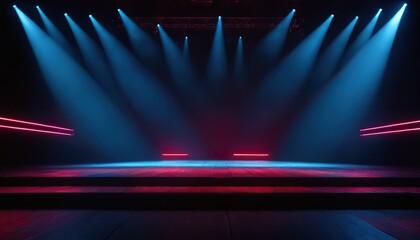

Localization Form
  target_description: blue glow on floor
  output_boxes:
[57,161,368,169]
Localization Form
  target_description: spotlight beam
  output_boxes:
[157,25,196,93]
[312,16,358,84]
[0,125,73,136]
[259,15,333,101]
[183,36,189,57]
[234,36,244,82]
[249,15,333,129]
[118,9,161,65]
[0,116,73,132]
[65,14,116,95]
[90,16,204,155]
[251,9,296,72]
[207,16,227,83]
[343,9,382,63]
[279,4,408,161]
[14,7,153,159]
[36,6,72,53]
[90,16,185,127]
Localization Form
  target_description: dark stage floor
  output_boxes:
[0,161,419,210]
[2,161,420,178]
[1,210,419,240]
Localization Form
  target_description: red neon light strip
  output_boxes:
[233,153,269,157]
[161,153,189,157]
[360,120,420,132]
[0,125,74,136]
[0,117,74,132]
[360,127,420,137]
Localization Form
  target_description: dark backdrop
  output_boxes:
[0,0,418,166]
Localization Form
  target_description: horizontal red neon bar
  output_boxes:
[161,153,189,157]
[360,120,420,132]
[233,153,270,157]
[0,125,74,136]
[0,116,74,132]
[360,127,420,137]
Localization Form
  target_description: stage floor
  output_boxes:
[1,210,419,240]
[0,161,419,209]
[1,161,420,178]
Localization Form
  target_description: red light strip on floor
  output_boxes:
[0,125,74,136]
[161,153,189,157]
[233,153,269,157]
[0,117,74,132]
[360,127,420,137]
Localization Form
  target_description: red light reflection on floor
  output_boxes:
[161,153,189,157]
[233,153,269,158]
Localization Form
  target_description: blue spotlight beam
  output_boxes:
[90,17,180,126]
[343,9,382,63]
[234,36,244,83]
[118,9,161,65]
[36,6,73,53]
[207,16,227,84]
[280,4,407,161]
[239,16,333,139]
[182,36,197,89]
[312,17,358,85]
[65,14,116,95]
[180,36,206,104]
[89,16,204,155]
[249,15,333,124]
[183,36,189,58]
[14,7,154,160]
[251,10,295,69]
[157,25,203,102]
